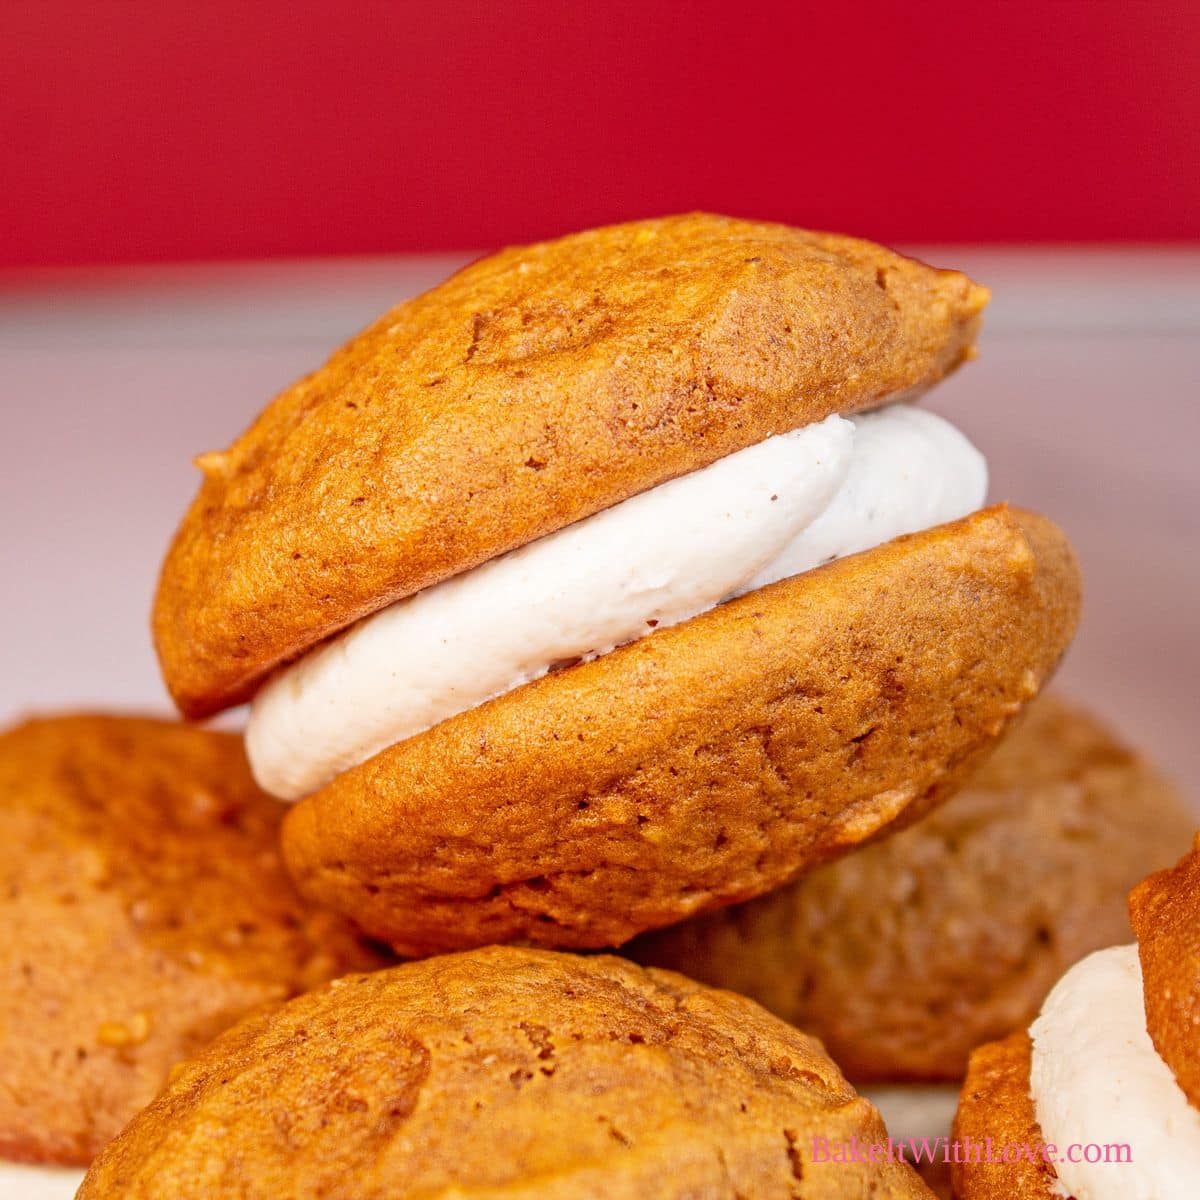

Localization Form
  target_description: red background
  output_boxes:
[3,1,1198,266]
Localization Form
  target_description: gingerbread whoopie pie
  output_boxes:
[79,946,937,1199]
[153,213,1081,956]
[0,715,384,1196]
[951,835,1200,1200]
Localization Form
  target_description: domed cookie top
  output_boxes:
[79,946,934,1199]
[629,694,1194,1081]
[0,714,385,1167]
[1130,834,1200,1109]
[153,214,988,716]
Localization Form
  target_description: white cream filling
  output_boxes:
[744,403,991,592]
[1030,944,1200,1200]
[0,1161,86,1199]
[862,1084,960,1148]
[247,405,987,800]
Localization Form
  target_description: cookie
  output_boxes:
[950,1033,1059,1200]
[630,694,1193,1080]
[281,506,1079,955]
[78,946,934,1199]
[154,214,989,717]
[0,715,385,1168]
[1130,836,1200,1109]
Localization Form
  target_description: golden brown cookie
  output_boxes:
[1129,834,1200,1109]
[629,694,1192,1080]
[950,1033,1060,1200]
[0,715,385,1167]
[79,947,934,1199]
[154,213,988,717]
[282,506,1080,956]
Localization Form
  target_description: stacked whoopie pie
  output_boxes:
[154,213,1080,959]
[13,214,1102,1199]
[952,835,1200,1200]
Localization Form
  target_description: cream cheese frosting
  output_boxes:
[0,1161,86,1199]
[247,405,987,800]
[1029,943,1200,1200]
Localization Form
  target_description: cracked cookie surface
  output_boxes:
[79,946,934,1199]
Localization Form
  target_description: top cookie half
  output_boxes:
[153,214,988,716]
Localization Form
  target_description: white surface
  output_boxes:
[0,248,1197,801]
[247,407,983,798]
[0,1161,86,1199]
[861,1084,959,1148]
[1030,943,1200,1200]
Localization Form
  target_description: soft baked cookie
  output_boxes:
[1129,831,1200,1109]
[629,694,1194,1080]
[79,946,936,1199]
[0,715,385,1182]
[152,214,1081,954]
[951,837,1200,1200]
[949,1033,1057,1200]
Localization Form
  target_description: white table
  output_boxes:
[2,249,1197,802]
